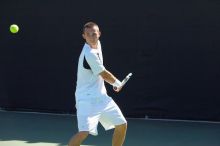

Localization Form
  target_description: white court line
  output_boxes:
[0,140,59,146]
[0,140,94,146]
[0,109,220,124]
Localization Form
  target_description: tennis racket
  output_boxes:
[113,73,133,90]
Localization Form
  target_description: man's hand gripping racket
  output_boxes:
[113,73,133,92]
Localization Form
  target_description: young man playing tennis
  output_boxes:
[68,22,127,146]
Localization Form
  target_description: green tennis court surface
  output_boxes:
[0,110,220,146]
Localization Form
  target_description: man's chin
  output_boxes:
[91,40,99,43]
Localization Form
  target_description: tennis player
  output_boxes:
[68,22,127,146]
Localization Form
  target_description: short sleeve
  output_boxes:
[85,51,105,75]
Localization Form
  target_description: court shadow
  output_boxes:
[0,111,114,146]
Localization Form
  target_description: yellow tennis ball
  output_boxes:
[10,24,19,33]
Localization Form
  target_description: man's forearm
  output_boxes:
[100,70,123,91]
[99,70,117,84]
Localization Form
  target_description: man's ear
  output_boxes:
[82,33,86,39]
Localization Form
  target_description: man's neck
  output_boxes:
[87,41,98,49]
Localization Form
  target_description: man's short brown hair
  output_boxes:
[83,22,99,34]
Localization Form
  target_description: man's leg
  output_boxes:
[68,131,89,146]
[112,123,127,146]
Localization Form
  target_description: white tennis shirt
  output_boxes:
[75,41,108,101]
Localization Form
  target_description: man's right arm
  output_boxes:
[84,51,122,91]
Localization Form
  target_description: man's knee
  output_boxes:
[75,131,89,140]
[115,123,127,131]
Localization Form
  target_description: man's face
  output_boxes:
[83,26,101,44]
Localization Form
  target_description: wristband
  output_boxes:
[112,79,122,88]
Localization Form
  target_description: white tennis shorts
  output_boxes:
[76,96,127,136]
